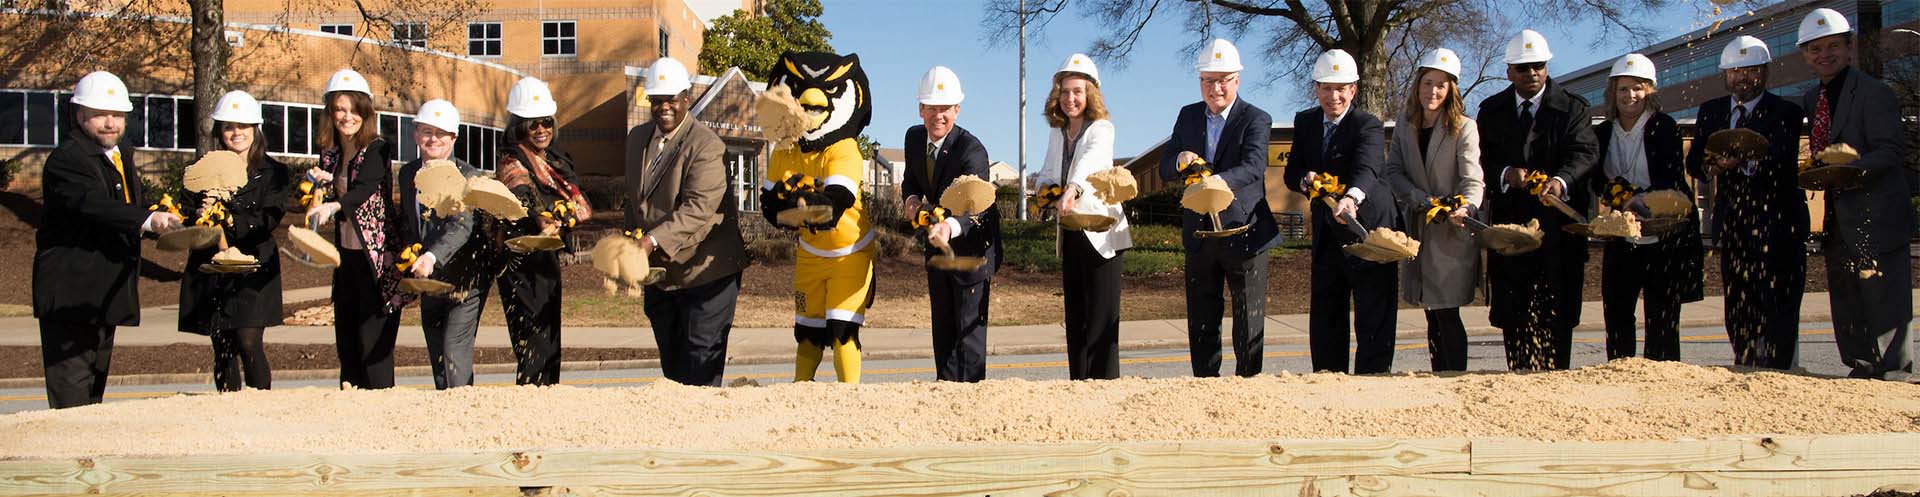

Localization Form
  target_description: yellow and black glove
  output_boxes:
[1523,170,1554,197]
[541,199,579,229]
[1308,174,1347,200]
[396,243,423,272]
[1425,195,1468,224]
[1602,177,1641,211]
[1178,157,1214,186]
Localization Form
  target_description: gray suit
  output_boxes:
[1802,66,1913,380]
[397,157,490,389]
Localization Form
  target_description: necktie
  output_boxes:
[1731,105,1747,130]
[925,142,938,190]
[1809,87,1832,164]
[109,149,129,204]
[1518,100,1535,162]
[1322,121,1337,160]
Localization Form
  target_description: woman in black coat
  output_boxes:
[178,91,290,391]
[492,77,591,386]
[306,69,403,390]
[1591,56,1705,362]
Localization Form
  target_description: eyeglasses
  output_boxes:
[528,117,556,130]
[1512,62,1547,73]
[1200,75,1239,87]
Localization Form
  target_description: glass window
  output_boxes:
[145,96,175,149]
[468,22,501,56]
[379,114,399,160]
[26,91,56,146]
[262,104,286,154]
[123,96,146,148]
[175,97,195,150]
[0,91,22,145]
[320,24,353,36]
[542,20,576,56]
[397,115,417,163]
[286,106,310,155]
[658,28,669,58]
[392,23,428,49]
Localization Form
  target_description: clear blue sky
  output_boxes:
[815,0,1711,172]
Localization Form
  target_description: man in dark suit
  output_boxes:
[1794,9,1913,381]
[1283,49,1395,375]
[1475,30,1599,371]
[902,66,1000,383]
[1683,36,1806,370]
[1158,39,1281,378]
[34,71,184,408]
[625,57,751,387]
[396,99,491,389]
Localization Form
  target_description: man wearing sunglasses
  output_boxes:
[1476,29,1598,371]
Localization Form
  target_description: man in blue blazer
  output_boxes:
[1158,39,1280,378]
[903,67,1001,383]
[1283,49,1396,375]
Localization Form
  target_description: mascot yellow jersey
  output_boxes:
[768,140,871,255]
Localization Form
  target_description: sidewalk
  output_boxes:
[0,287,1873,366]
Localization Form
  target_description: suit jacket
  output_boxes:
[33,133,149,326]
[396,157,499,292]
[1684,92,1807,242]
[1037,119,1131,259]
[1381,117,1485,308]
[1284,107,1394,255]
[1593,112,1704,302]
[903,125,1001,285]
[1157,99,1280,256]
[623,120,750,291]
[180,155,290,333]
[1800,66,1912,257]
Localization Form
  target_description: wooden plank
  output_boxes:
[557,470,1920,497]
[0,439,1468,495]
[12,489,520,497]
[1472,433,1920,474]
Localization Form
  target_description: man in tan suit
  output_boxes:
[624,57,750,386]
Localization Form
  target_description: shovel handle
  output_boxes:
[1541,195,1588,224]
[1461,216,1491,232]
[1338,211,1369,239]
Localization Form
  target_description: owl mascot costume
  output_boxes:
[756,51,874,383]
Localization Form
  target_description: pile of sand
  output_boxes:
[5,359,1917,458]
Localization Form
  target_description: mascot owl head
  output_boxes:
[767,51,871,153]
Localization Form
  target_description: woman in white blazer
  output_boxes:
[1037,54,1131,380]
[1381,49,1484,372]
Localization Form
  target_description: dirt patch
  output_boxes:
[0,344,658,379]
[2,359,1916,458]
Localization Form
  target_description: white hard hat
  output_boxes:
[1055,53,1100,87]
[69,71,133,112]
[643,57,692,96]
[414,99,461,135]
[324,68,371,96]
[1797,8,1851,46]
[1194,38,1244,73]
[917,66,964,106]
[1417,48,1462,79]
[506,77,557,118]
[1609,54,1657,86]
[1718,35,1771,69]
[1503,29,1554,65]
[209,90,263,124]
[1311,49,1360,84]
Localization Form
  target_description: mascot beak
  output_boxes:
[798,88,831,129]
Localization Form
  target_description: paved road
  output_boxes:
[0,323,1859,414]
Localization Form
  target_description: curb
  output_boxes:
[0,312,1827,390]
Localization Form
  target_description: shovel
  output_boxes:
[285,177,341,268]
[1320,196,1415,263]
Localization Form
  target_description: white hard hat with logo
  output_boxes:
[1719,35,1771,69]
[1418,48,1462,79]
[70,71,134,112]
[644,57,692,96]
[1311,49,1359,84]
[1609,54,1657,86]
[1503,29,1554,65]
[507,77,557,119]
[325,68,371,96]
[917,66,965,106]
[1195,38,1244,73]
[1056,53,1101,87]
[1797,8,1851,46]
[414,99,461,134]
[209,90,263,124]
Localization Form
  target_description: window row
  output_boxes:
[1,89,503,169]
[314,20,598,58]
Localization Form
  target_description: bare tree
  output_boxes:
[983,0,1681,118]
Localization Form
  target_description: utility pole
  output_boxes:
[1017,0,1029,220]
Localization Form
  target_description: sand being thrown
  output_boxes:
[5,359,1918,459]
